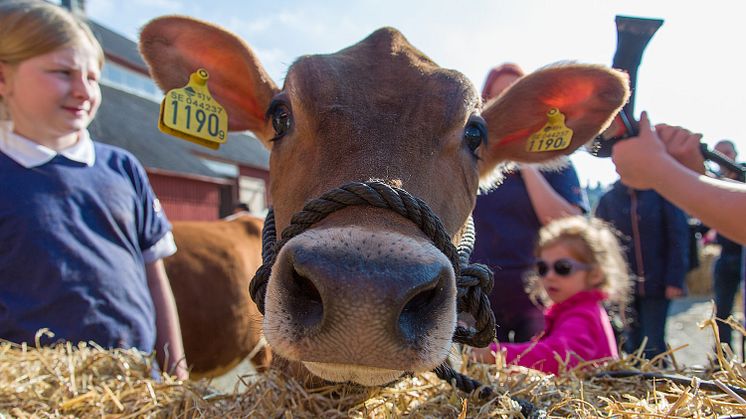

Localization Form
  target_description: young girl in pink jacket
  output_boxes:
[473,216,631,374]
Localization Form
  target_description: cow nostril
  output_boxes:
[402,287,438,314]
[292,268,322,304]
[286,267,324,330]
[399,285,440,342]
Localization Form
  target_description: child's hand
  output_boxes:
[470,345,497,364]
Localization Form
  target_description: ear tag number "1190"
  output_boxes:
[158,68,228,150]
[526,108,573,152]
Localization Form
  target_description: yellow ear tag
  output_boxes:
[525,108,573,152]
[158,68,228,150]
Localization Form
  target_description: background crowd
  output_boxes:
[473,62,745,371]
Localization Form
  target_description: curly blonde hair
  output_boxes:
[525,215,632,309]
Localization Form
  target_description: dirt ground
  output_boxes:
[666,295,744,367]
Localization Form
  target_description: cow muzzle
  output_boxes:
[249,181,495,389]
[264,226,457,382]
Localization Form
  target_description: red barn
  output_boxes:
[82,13,270,221]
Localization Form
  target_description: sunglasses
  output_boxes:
[536,258,591,277]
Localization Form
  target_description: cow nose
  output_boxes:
[272,235,455,347]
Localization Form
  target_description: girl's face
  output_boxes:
[0,39,101,148]
[537,242,601,304]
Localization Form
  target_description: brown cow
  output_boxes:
[165,213,269,378]
[140,17,628,386]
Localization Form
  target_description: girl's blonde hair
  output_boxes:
[525,215,631,308]
[0,0,104,117]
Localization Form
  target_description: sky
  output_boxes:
[85,0,746,187]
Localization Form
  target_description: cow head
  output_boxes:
[140,17,628,386]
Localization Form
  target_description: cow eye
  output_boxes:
[268,101,292,140]
[464,118,487,153]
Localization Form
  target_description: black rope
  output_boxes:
[434,364,492,398]
[434,364,545,417]
[596,370,746,398]
[248,180,496,393]
[452,216,495,348]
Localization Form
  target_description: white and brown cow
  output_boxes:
[140,17,628,386]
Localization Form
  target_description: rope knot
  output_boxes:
[454,261,496,348]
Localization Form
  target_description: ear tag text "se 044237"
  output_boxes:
[158,68,228,150]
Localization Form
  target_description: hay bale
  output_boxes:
[3,322,746,417]
[686,244,720,297]
[0,332,214,418]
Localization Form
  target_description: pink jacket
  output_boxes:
[492,289,618,374]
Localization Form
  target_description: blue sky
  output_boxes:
[86,0,746,186]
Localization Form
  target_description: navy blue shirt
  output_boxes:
[595,182,689,297]
[716,233,743,257]
[0,143,171,350]
[472,165,588,271]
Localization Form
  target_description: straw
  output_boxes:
[2,314,746,418]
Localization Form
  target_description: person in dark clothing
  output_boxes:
[595,181,690,360]
[233,202,251,214]
[472,63,588,342]
[713,233,743,348]
[611,112,746,245]
[710,140,743,349]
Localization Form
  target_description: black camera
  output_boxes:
[590,109,745,182]
[588,109,638,158]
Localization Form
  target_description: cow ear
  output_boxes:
[477,63,629,178]
[139,16,280,146]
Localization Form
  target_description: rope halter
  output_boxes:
[248,180,496,394]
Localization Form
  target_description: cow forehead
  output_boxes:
[267,28,483,236]
[285,27,480,139]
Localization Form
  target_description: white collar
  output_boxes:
[0,121,96,168]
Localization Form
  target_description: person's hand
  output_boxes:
[470,344,497,364]
[171,357,189,380]
[665,285,684,300]
[611,111,668,189]
[655,124,705,174]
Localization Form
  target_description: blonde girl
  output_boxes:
[473,215,630,374]
[0,0,187,379]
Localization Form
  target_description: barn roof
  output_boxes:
[89,84,270,177]
[88,20,149,72]
[84,17,269,178]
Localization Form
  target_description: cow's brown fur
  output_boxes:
[141,18,629,385]
[164,214,270,378]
